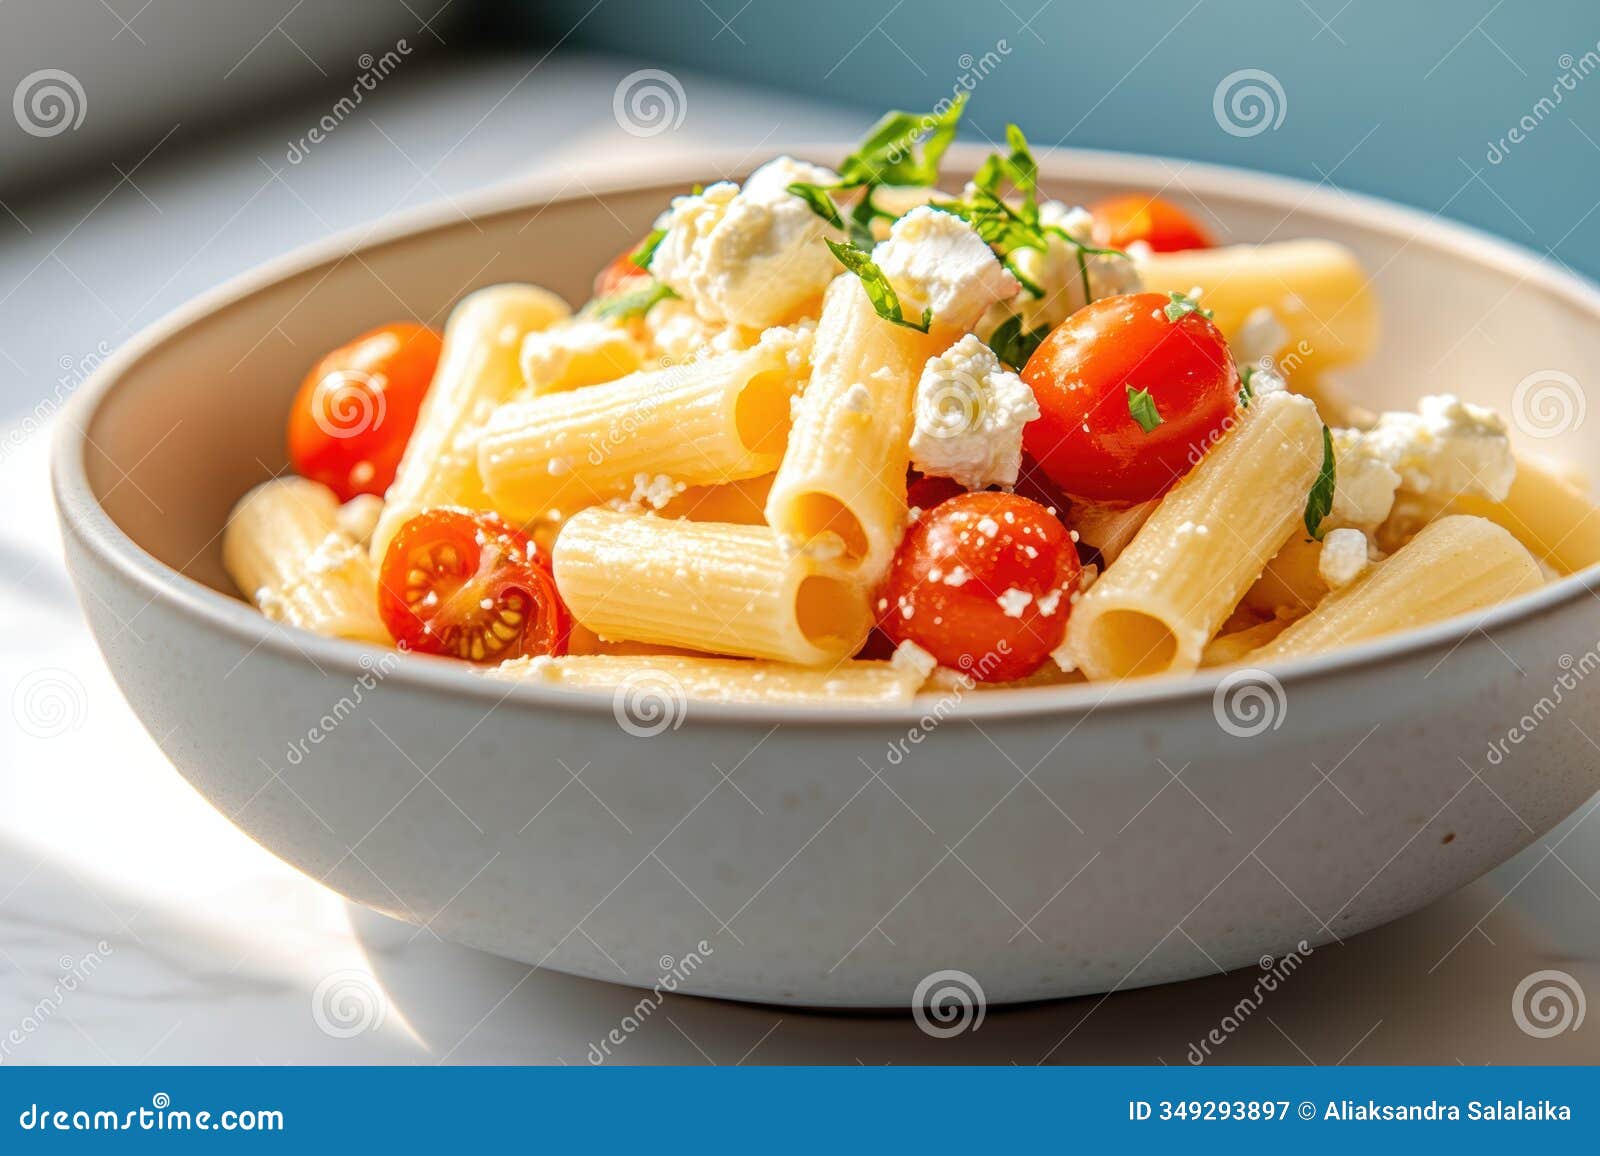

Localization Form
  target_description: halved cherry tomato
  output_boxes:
[287,322,443,502]
[378,509,569,663]
[1021,292,1239,504]
[593,245,652,298]
[1090,194,1213,253]
[879,492,1081,683]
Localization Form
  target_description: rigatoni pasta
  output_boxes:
[228,98,1583,703]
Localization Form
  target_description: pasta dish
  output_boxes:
[220,100,1598,706]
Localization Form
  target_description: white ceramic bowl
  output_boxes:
[53,147,1600,1007]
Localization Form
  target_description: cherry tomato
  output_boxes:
[287,322,443,502]
[1090,194,1213,253]
[906,471,966,514]
[593,245,652,298]
[1021,292,1239,504]
[378,509,569,663]
[879,492,1081,683]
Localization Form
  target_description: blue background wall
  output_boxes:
[538,0,1600,276]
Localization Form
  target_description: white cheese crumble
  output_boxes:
[520,321,642,393]
[907,334,1040,489]
[1331,394,1516,529]
[996,588,1033,618]
[650,157,842,330]
[1234,306,1290,366]
[335,493,383,547]
[1318,527,1371,589]
[890,639,939,682]
[871,205,1020,332]
[841,382,873,413]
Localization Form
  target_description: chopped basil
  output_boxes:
[1238,365,1255,408]
[629,227,667,270]
[585,280,678,322]
[988,314,1051,370]
[1163,290,1213,322]
[824,239,932,332]
[1303,424,1337,540]
[1126,385,1163,433]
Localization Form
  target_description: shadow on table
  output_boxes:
[348,869,1599,1065]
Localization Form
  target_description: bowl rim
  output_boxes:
[51,142,1600,728]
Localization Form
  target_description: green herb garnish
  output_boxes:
[1238,365,1254,408]
[1304,424,1337,540]
[1126,385,1163,433]
[988,314,1051,370]
[585,280,678,322]
[1163,290,1213,322]
[629,227,667,271]
[824,239,932,332]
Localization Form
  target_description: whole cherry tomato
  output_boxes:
[1021,292,1239,503]
[878,492,1081,682]
[1090,194,1213,252]
[287,322,442,501]
[378,509,569,663]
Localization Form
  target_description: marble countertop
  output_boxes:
[2,56,1597,1066]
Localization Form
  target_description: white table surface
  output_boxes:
[2,55,1598,1066]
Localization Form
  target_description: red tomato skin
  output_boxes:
[593,247,652,298]
[378,509,569,663]
[1021,293,1239,504]
[287,322,443,502]
[879,492,1081,683]
[905,472,966,514]
[1090,194,1213,252]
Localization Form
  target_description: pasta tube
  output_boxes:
[223,478,389,644]
[765,274,944,580]
[488,653,926,706]
[1246,515,1543,662]
[1140,240,1378,378]
[1450,453,1600,575]
[1063,388,1325,680]
[371,283,570,560]
[552,508,871,666]
[478,334,808,522]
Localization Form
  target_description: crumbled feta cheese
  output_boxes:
[650,157,841,329]
[975,515,1000,538]
[1330,394,1516,529]
[871,206,1020,332]
[1235,306,1289,366]
[520,321,642,393]
[996,587,1033,618]
[628,472,684,510]
[1035,588,1064,616]
[907,334,1040,489]
[980,200,1142,335]
[890,639,938,681]
[1318,527,1371,589]
[841,382,872,413]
